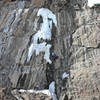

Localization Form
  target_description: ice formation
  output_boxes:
[49,81,55,93]
[27,8,57,64]
[88,0,100,7]
[37,8,57,27]
[62,72,69,79]
[49,81,58,100]
[27,42,52,63]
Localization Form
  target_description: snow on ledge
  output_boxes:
[88,0,100,7]
[18,89,51,96]
[13,81,58,100]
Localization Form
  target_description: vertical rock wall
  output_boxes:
[0,0,100,100]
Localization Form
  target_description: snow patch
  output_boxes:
[62,72,69,79]
[24,9,29,14]
[17,9,23,16]
[19,89,26,93]
[88,0,100,7]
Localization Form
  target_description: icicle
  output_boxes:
[49,81,58,100]
[49,81,55,93]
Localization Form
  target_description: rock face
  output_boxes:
[0,0,100,100]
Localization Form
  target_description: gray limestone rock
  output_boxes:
[0,0,100,100]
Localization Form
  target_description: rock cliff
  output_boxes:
[0,0,100,100]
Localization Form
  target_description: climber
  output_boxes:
[52,52,56,57]
[51,52,58,60]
